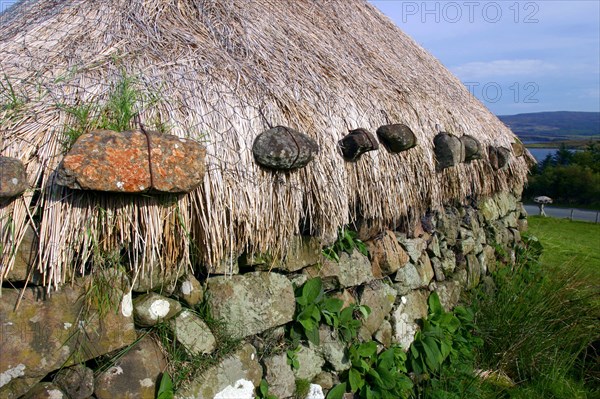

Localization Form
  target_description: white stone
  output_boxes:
[181,280,193,295]
[121,292,133,317]
[139,378,154,387]
[11,178,18,185]
[305,384,325,399]
[48,389,64,399]
[0,364,26,388]
[116,181,124,190]
[63,322,72,330]
[213,379,254,399]
[149,299,171,320]
[392,291,429,350]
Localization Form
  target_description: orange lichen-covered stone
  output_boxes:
[56,130,205,193]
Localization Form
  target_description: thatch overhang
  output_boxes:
[0,0,533,287]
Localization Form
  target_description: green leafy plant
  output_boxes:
[407,292,482,378]
[156,372,174,399]
[327,341,413,399]
[289,277,370,346]
[286,346,300,370]
[256,379,278,399]
[323,228,368,262]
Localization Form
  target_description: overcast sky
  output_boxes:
[2,0,599,115]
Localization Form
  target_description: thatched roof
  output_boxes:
[0,0,532,287]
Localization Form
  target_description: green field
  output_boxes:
[527,216,600,281]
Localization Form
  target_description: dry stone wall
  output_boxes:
[0,192,527,399]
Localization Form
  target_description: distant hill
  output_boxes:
[497,111,600,143]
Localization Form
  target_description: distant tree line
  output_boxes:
[524,142,600,208]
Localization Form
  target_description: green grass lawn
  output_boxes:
[527,216,600,281]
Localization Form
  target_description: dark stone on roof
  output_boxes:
[376,124,417,153]
[0,156,28,199]
[488,146,511,170]
[460,135,483,162]
[252,126,319,170]
[338,128,379,161]
[434,133,465,170]
[56,130,206,193]
[511,141,525,157]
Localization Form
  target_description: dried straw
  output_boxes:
[0,0,533,288]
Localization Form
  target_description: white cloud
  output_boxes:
[452,59,558,79]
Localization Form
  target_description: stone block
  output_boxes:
[95,335,167,399]
[175,343,261,399]
[263,353,295,398]
[170,310,216,355]
[358,281,397,339]
[133,292,182,327]
[395,234,426,263]
[0,284,136,398]
[391,290,429,350]
[57,130,205,193]
[366,231,409,276]
[0,156,28,199]
[304,250,374,289]
[206,272,295,338]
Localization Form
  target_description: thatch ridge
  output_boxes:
[0,0,532,287]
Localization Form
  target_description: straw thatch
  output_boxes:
[0,0,533,288]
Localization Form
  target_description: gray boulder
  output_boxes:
[253,126,318,170]
[170,310,216,355]
[435,280,462,312]
[4,225,41,283]
[263,353,296,398]
[430,257,445,281]
[0,156,28,199]
[54,364,94,399]
[131,264,185,293]
[20,383,66,399]
[94,335,167,399]
[395,234,426,263]
[366,231,409,276]
[317,327,351,372]
[0,284,136,399]
[460,135,483,162]
[338,128,379,161]
[293,345,325,381]
[359,281,397,340]
[174,274,204,307]
[133,292,182,327]
[437,208,460,245]
[393,263,423,294]
[374,320,393,348]
[488,146,511,170]
[457,237,476,255]
[415,254,435,287]
[466,254,481,289]
[376,124,417,153]
[245,236,323,273]
[434,133,465,170]
[304,250,374,289]
[206,272,295,338]
[175,344,262,399]
[391,290,429,350]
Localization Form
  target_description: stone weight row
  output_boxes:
[252,125,525,172]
